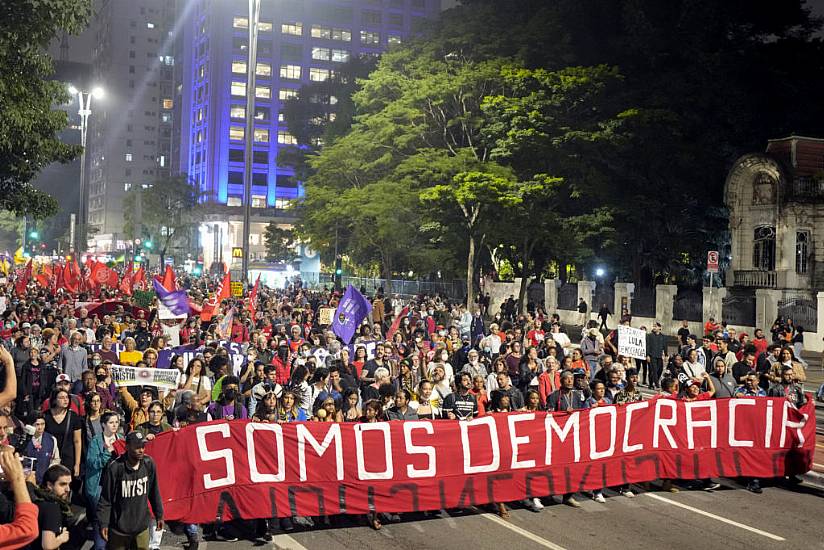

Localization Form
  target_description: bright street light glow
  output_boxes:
[595,268,605,277]
[92,87,104,99]
[68,85,78,95]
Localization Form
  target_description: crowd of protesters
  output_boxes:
[0,271,814,549]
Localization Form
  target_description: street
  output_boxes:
[170,477,824,550]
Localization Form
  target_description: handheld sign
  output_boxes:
[318,306,335,326]
[618,325,647,359]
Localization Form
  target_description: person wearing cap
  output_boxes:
[98,431,164,550]
[40,374,85,415]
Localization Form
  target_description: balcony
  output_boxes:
[788,176,824,202]
[733,270,777,288]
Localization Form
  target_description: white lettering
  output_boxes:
[296,423,343,481]
[196,424,235,489]
[355,423,394,480]
[545,411,581,465]
[403,421,436,478]
[508,413,536,469]
[728,399,754,448]
[246,423,286,482]
[460,415,500,474]
[589,406,617,460]
[653,398,678,449]
[685,401,717,450]
[764,400,773,447]
[622,401,649,453]
[779,399,808,448]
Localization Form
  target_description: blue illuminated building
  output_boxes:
[178,0,440,268]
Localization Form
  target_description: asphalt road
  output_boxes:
[162,478,824,550]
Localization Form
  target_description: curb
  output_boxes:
[803,469,824,487]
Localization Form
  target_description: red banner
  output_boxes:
[146,397,814,524]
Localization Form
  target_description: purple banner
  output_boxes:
[331,285,371,345]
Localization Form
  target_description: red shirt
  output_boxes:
[271,356,291,385]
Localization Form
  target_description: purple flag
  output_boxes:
[153,278,190,317]
[332,285,372,344]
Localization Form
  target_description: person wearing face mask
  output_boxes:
[271,343,291,386]
[207,376,248,420]
[460,349,487,379]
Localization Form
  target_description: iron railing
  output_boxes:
[734,270,776,288]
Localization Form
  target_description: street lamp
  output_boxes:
[68,84,104,253]
[240,0,261,284]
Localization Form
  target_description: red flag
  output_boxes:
[248,274,260,321]
[133,266,146,290]
[156,265,176,292]
[386,305,410,341]
[120,263,134,296]
[201,271,231,322]
[14,260,32,295]
[106,267,119,288]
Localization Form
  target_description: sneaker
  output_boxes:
[620,489,635,498]
[531,497,544,511]
[747,481,762,494]
[661,480,679,493]
[704,482,721,491]
[563,496,582,508]
[218,534,239,542]
[593,492,606,503]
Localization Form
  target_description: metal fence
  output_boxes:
[557,284,578,310]
[722,290,756,327]
[631,287,656,317]
[777,293,818,333]
[673,288,703,322]
[302,272,467,300]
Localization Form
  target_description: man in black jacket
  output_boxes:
[98,431,164,550]
[442,372,478,420]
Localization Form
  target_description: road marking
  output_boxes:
[270,534,310,550]
[644,493,785,541]
[481,512,568,550]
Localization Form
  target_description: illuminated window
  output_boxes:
[231,81,246,96]
[227,196,242,206]
[330,95,338,105]
[198,65,205,78]
[387,35,402,45]
[230,105,245,119]
[196,130,203,143]
[258,21,273,32]
[331,49,350,62]
[196,108,203,121]
[125,153,133,162]
[233,16,248,28]
[275,198,290,209]
[252,195,267,208]
[255,63,271,77]
[279,88,298,100]
[360,30,380,45]
[278,113,285,122]
[255,106,270,120]
[229,126,245,140]
[332,28,351,41]
[147,22,155,29]
[312,47,331,61]
[232,60,246,73]
[311,24,331,39]
[254,128,269,142]
[255,86,271,99]
[282,22,302,35]
[279,64,301,80]
[162,98,173,109]
[309,67,330,81]
[278,130,297,144]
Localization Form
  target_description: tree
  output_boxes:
[0,0,92,218]
[122,175,201,267]
[263,224,297,263]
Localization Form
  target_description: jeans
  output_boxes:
[649,358,664,387]
[85,492,106,550]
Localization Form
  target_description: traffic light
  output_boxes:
[144,240,153,250]
[29,230,39,240]
[333,255,342,290]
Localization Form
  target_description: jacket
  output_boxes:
[98,454,163,536]
[85,433,123,501]
[646,331,667,359]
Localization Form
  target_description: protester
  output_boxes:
[31,464,73,550]
[85,411,123,550]
[0,446,39,549]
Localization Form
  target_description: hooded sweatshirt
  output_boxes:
[98,454,163,536]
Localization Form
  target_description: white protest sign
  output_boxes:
[158,301,187,320]
[110,364,181,390]
[618,325,647,360]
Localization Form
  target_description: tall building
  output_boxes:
[86,0,179,252]
[178,0,441,270]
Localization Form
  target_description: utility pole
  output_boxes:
[240,0,261,284]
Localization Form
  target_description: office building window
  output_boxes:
[232,37,247,52]
[162,98,173,109]
[387,35,402,45]
[275,198,290,209]
[362,11,381,25]
[252,196,267,208]
[312,47,331,61]
[278,113,285,122]
[255,106,270,120]
[196,130,203,143]
[388,13,403,27]
[253,150,268,164]
[232,60,246,73]
[161,112,172,123]
[258,21,272,32]
[332,28,351,41]
[256,63,271,77]
[331,48,350,62]
[233,16,248,28]
[231,81,246,96]
[255,86,271,99]
[229,149,244,163]
[254,128,269,142]
[147,22,155,29]
[125,153,133,162]
[230,105,245,119]
[280,64,301,80]
[360,30,380,45]
[278,130,297,144]
[228,171,243,184]
[309,67,330,81]
[281,43,302,61]
[279,88,298,100]
[229,126,245,140]
[311,24,331,39]
[227,196,242,206]
[282,22,302,35]
[124,183,132,192]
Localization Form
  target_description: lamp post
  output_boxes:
[68,85,104,253]
[240,0,261,284]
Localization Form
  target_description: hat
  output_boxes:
[125,431,147,447]
[21,322,31,329]
[625,368,638,377]
[55,373,71,384]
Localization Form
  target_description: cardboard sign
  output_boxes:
[230,281,244,297]
[617,325,647,359]
[318,306,335,326]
